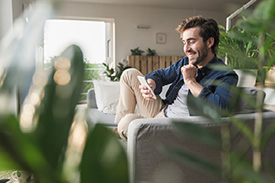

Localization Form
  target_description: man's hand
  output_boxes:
[181,64,197,83]
[181,64,203,97]
[139,78,156,100]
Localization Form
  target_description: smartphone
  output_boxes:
[137,76,157,99]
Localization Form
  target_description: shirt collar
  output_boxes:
[198,55,218,74]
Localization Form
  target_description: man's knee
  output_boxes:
[117,113,143,140]
[120,68,142,81]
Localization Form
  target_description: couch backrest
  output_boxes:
[231,87,266,114]
[87,89,97,108]
[87,85,266,115]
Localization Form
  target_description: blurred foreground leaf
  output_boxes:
[32,45,84,181]
[187,94,223,122]
[229,152,264,183]
[0,115,51,180]
[0,1,55,101]
[80,124,128,183]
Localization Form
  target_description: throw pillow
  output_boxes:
[232,87,266,114]
[93,80,120,114]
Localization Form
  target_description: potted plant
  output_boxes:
[130,47,144,55]
[219,8,275,87]
[102,62,131,81]
[146,48,157,56]
[218,25,259,87]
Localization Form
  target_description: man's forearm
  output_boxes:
[185,79,203,97]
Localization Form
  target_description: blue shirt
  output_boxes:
[145,56,238,111]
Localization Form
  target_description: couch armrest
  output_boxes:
[87,89,97,108]
[127,112,275,183]
[127,116,222,183]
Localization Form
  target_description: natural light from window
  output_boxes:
[44,19,106,64]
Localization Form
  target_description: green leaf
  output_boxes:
[261,122,275,149]
[33,45,84,178]
[253,0,275,21]
[230,117,254,146]
[229,152,264,183]
[0,115,51,179]
[186,94,223,123]
[0,115,28,170]
[80,124,129,183]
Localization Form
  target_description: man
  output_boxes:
[115,16,238,140]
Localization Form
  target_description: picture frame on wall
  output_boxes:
[156,33,166,44]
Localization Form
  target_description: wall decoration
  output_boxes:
[156,33,166,44]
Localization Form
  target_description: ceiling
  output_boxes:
[59,0,252,12]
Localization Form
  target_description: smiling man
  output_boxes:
[114,16,238,140]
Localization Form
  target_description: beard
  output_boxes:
[187,43,209,65]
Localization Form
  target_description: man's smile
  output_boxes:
[187,51,197,58]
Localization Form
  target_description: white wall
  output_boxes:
[0,0,17,114]
[58,2,229,65]
[0,0,13,40]
[0,0,30,40]
[12,0,25,20]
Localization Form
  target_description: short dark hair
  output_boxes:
[176,15,220,54]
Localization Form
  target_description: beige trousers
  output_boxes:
[114,68,166,140]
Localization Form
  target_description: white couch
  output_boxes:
[86,82,275,183]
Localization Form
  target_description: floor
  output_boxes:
[0,171,12,180]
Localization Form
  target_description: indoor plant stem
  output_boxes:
[253,32,265,172]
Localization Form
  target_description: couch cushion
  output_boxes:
[86,108,116,126]
[232,87,266,114]
[93,80,120,114]
[87,89,97,108]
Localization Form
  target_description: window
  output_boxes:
[43,18,115,102]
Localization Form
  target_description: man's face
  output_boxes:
[182,27,210,66]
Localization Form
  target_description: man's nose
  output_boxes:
[184,43,191,52]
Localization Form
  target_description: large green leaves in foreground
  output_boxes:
[0,44,85,182]
[0,45,129,183]
[32,45,84,181]
[0,115,48,173]
[0,0,129,182]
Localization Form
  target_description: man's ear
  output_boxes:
[207,37,214,48]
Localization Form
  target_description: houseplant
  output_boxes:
[218,25,259,87]
[146,48,157,56]
[0,1,129,183]
[218,25,259,70]
[218,10,275,87]
[130,47,144,55]
[102,62,131,81]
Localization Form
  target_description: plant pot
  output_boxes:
[234,69,258,87]
[265,67,275,85]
